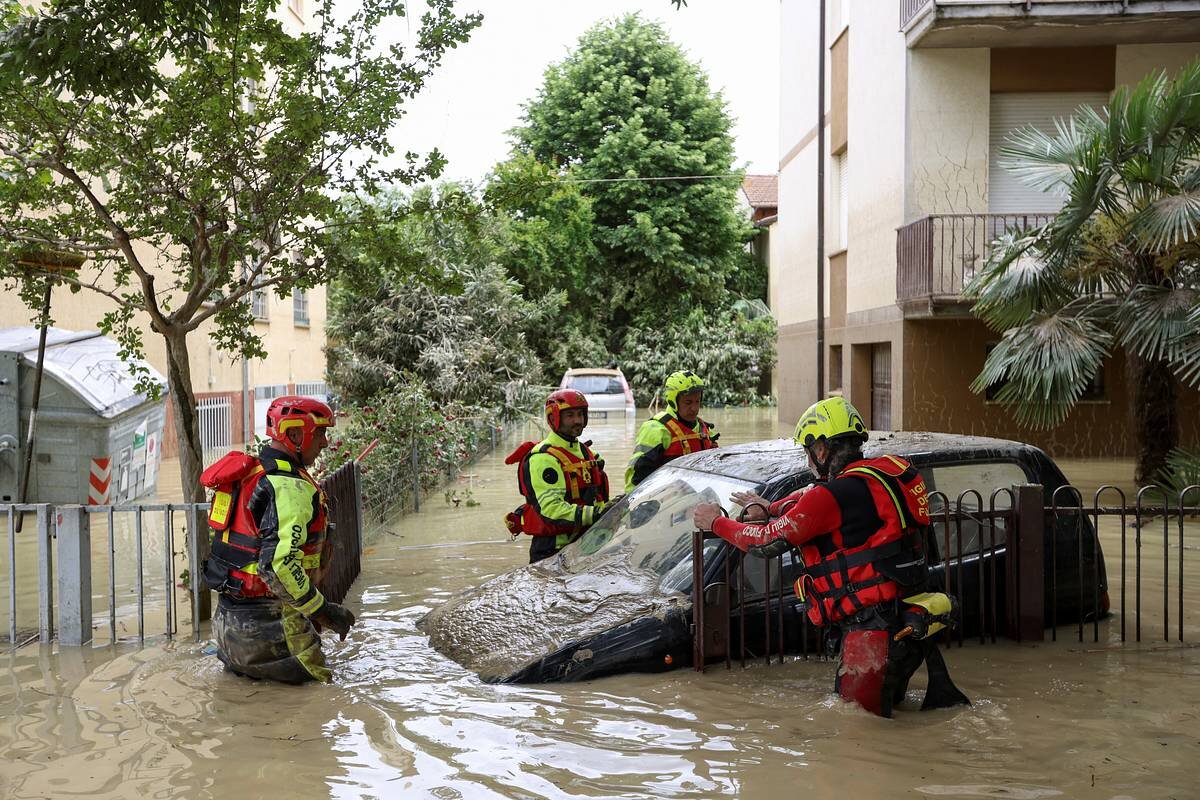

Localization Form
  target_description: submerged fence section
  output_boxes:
[690,482,1200,672]
[0,460,362,649]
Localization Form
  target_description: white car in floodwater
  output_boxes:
[559,368,635,416]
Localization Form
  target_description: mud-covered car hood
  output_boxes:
[418,546,687,682]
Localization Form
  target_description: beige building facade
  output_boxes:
[773,0,1200,457]
[0,0,329,458]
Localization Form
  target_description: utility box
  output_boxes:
[0,327,169,505]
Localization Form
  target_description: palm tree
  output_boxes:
[966,61,1200,484]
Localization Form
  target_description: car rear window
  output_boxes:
[567,375,624,395]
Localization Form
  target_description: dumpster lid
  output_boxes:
[0,327,169,419]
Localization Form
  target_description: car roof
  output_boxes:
[674,430,1051,486]
[564,368,623,376]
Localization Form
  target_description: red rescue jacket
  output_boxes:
[504,439,609,538]
[659,412,718,458]
[200,451,327,599]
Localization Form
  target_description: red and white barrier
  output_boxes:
[88,457,111,505]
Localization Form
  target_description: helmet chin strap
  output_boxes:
[806,444,831,480]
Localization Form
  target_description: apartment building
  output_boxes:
[0,0,329,459]
[774,0,1200,457]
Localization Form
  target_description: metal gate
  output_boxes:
[197,396,232,467]
[690,482,1200,672]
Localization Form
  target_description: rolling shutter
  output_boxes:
[988,92,1108,214]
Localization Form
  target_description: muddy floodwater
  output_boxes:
[2,408,1199,799]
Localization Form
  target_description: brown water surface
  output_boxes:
[2,409,1198,799]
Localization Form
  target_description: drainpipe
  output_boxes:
[816,0,827,399]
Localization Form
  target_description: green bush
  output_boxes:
[619,307,776,406]
[315,378,502,522]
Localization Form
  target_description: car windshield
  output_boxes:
[566,374,624,394]
[561,466,757,594]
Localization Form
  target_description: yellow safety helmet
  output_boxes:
[663,370,704,412]
[793,397,868,448]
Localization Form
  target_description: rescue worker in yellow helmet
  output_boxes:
[201,395,356,684]
[692,396,968,717]
[504,389,612,563]
[625,370,718,493]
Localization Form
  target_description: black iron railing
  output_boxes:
[690,482,1200,672]
[895,213,1054,305]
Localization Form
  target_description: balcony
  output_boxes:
[895,213,1053,317]
[901,0,1200,48]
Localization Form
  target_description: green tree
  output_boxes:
[0,0,480,502]
[505,14,752,341]
[326,185,546,417]
[966,63,1200,483]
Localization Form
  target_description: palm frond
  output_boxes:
[1130,188,1200,252]
[999,112,1100,195]
[965,229,1075,331]
[1169,302,1200,387]
[970,313,1112,429]
[1112,282,1198,363]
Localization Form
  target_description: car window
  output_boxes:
[924,461,1026,559]
[566,374,625,395]
[563,466,756,593]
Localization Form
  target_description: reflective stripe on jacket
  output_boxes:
[624,411,718,493]
[202,446,327,616]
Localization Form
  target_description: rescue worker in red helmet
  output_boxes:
[201,395,356,684]
[625,370,718,493]
[504,389,611,563]
[692,397,969,717]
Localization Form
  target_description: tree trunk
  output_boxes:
[1129,352,1179,486]
[163,327,213,621]
[164,329,206,504]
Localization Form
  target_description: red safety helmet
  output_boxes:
[266,395,335,456]
[545,389,588,431]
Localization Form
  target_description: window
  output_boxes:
[293,286,309,326]
[871,343,891,430]
[829,345,843,394]
[288,0,304,19]
[923,461,1028,559]
[567,375,624,395]
[834,152,849,251]
[251,287,269,321]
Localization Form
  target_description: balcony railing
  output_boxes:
[896,213,1054,313]
[900,0,931,28]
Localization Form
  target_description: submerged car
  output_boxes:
[419,432,1109,683]
[560,367,635,416]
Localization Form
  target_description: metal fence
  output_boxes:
[896,213,1055,305]
[0,459,362,649]
[690,482,1200,672]
[900,0,931,28]
[197,396,233,468]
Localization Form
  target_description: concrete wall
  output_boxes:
[904,48,990,221]
[903,318,1200,459]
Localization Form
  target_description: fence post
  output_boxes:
[56,506,92,646]
[186,506,212,632]
[352,461,364,551]
[36,504,53,643]
[1008,484,1045,642]
[411,442,420,513]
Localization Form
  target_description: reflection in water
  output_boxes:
[1,409,1198,798]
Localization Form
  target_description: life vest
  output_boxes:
[503,439,609,543]
[793,455,931,626]
[200,450,327,599]
[658,412,718,459]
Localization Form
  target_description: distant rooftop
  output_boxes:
[741,174,778,209]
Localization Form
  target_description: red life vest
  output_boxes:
[503,439,609,539]
[658,412,718,458]
[793,455,931,626]
[200,451,327,599]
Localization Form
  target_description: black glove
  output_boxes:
[313,602,356,640]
